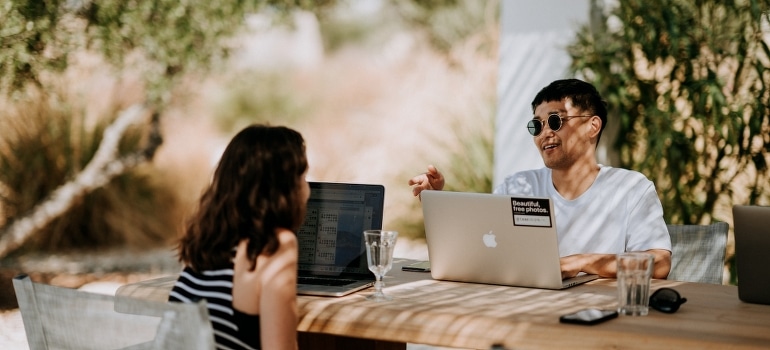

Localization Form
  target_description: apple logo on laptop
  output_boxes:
[483,230,498,248]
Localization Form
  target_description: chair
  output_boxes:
[12,274,215,350]
[666,222,729,284]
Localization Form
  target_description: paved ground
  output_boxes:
[0,310,26,349]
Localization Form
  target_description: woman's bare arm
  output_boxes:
[259,230,299,350]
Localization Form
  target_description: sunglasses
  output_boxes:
[527,113,593,136]
[649,288,687,313]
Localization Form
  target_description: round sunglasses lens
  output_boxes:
[527,120,541,136]
[547,114,562,132]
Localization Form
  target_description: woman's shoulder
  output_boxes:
[269,228,298,259]
[275,228,298,246]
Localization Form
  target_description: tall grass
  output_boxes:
[0,88,181,255]
[391,95,496,241]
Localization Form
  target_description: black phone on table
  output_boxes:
[559,308,618,325]
[401,261,431,272]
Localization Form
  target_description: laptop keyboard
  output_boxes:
[298,276,357,287]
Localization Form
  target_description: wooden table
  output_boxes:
[116,259,770,349]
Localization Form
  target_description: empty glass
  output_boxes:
[364,230,398,301]
[617,252,654,316]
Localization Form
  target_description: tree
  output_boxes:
[570,0,770,225]
[390,0,499,54]
[0,0,334,257]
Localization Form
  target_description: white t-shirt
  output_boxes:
[493,165,671,257]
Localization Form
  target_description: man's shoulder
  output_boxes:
[500,167,550,185]
[597,166,656,195]
[505,167,549,179]
[495,168,550,195]
[600,165,650,181]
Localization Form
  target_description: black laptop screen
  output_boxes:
[297,182,385,276]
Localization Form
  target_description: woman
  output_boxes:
[169,124,309,350]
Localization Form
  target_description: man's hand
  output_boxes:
[559,254,616,279]
[408,165,445,197]
[560,249,672,279]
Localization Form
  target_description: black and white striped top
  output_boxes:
[169,267,261,350]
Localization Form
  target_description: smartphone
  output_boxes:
[401,261,431,272]
[559,308,618,325]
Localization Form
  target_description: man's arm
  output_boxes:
[648,249,672,279]
[560,249,671,279]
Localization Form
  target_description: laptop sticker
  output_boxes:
[511,198,552,227]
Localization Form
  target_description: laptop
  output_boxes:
[295,182,385,297]
[421,190,597,289]
[732,205,770,305]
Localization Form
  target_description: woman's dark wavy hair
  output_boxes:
[178,125,308,271]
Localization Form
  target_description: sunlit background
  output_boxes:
[2,0,770,347]
[0,0,498,258]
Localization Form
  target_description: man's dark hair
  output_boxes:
[531,79,608,144]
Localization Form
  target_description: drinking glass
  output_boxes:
[364,230,398,301]
[617,252,654,316]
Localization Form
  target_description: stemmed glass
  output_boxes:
[364,230,398,301]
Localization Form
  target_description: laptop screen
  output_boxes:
[733,205,770,305]
[297,182,385,276]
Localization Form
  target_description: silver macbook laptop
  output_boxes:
[732,205,770,305]
[295,182,384,297]
[421,190,597,290]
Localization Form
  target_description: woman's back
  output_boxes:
[169,267,262,350]
[172,124,307,350]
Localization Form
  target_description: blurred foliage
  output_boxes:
[0,0,498,253]
[378,0,498,241]
[0,90,179,254]
[0,0,336,102]
[442,103,495,194]
[317,2,399,52]
[318,0,498,55]
[570,0,770,226]
[395,96,496,241]
[390,0,499,53]
[0,0,336,254]
[211,70,314,132]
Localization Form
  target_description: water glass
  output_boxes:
[364,230,398,301]
[617,252,654,316]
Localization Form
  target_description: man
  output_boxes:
[409,79,671,279]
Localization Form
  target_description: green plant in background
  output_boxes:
[0,0,336,257]
[318,2,399,53]
[390,0,499,53]
[0,91,179,255]
[395,98,496,241]
[382,0,498,241]
[0,0,335,101]
[571,0,770,285]
[570,0,770,226]
[442,105,495,194]
[211,71,314,133]
[0,0,497,254]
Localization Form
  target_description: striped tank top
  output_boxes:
[169,266,261,350]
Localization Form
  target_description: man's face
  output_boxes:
[531,99,594,170]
